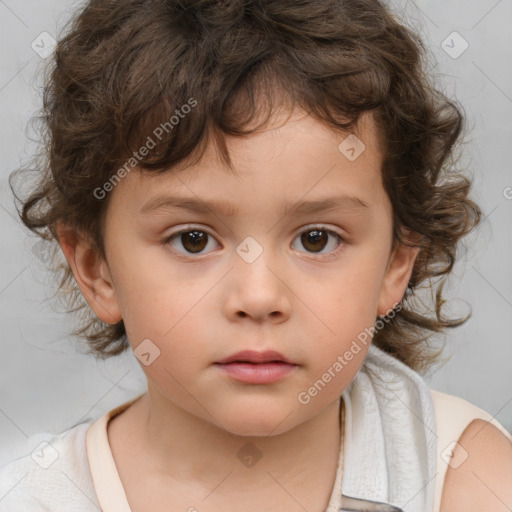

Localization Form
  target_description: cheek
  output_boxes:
[311,255,387,334]
[121,286,210,353]
[298,253,387,385]
[107,240,211,338]
[123,307,212,407]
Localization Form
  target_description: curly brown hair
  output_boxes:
[10,0,481,373]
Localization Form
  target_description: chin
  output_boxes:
[217,410,299,438]
[225,422,292,438]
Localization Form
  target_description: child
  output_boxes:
[1,0,511,511]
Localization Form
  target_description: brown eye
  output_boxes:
[166,229,219,255]
[181,231,208,253]
[301,229,328,252]
[292,227,343,255]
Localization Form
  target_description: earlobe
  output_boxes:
[377,240,420,317]
[56,221,122,325]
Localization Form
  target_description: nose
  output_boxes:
[222,245,292,324]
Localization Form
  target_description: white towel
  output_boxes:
[338,342,436,512]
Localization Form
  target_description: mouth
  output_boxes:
[214,350,298,384]
[214,350,296,365]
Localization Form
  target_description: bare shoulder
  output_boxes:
[440,418,512,512]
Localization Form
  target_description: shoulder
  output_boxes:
[0,422,98,512]
[430,389,512,511]
[439,414,512,511]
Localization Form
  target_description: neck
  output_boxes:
[125,389,343,508]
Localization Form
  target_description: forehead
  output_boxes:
[108,108,386,216]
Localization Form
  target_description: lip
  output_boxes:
[214,350,298,384]
[215,350,295,365]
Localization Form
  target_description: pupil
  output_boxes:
[301,230,328,252]
[182,231,207,253]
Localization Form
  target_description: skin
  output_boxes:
[440,419,512,512]
[57,109,421,511]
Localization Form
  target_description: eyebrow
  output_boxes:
[140,194,370,217]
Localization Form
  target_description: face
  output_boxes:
[59,109,418,437]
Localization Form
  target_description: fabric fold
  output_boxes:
[339,342,436,512]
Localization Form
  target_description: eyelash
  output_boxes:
[162,224,346,258]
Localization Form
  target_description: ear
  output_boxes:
[377,235,421,317]
[56,221,122,325]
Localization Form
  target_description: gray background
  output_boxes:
[0,0,511,466]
